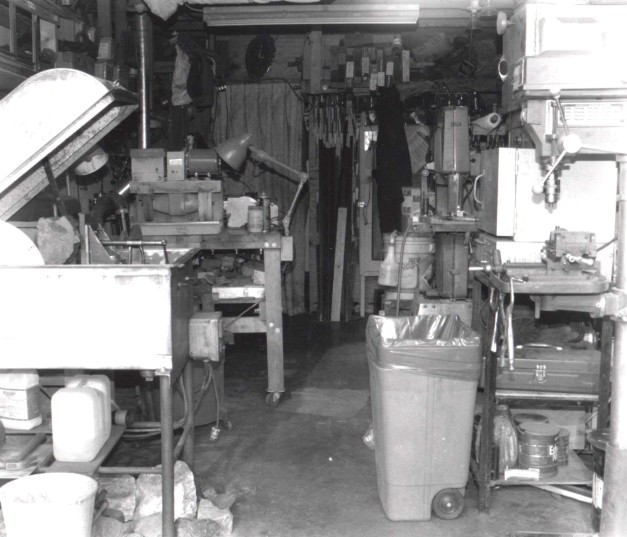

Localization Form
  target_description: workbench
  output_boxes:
[136,225,293,407]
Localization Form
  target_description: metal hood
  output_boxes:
[0,68,138,220]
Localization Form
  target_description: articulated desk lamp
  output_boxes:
[215,133,308,237]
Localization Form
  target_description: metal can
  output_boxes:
[259,192,272,231]
[247,206,264,233]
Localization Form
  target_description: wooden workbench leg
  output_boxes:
[478,339,496,513]
[160,374,175,537]
[360,275,366,318]
[264,246,285,396]
[475,281,496,513]
[598,317,614,429]
[182,361,195,471]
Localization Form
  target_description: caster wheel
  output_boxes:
[432,489,464,520]
[265,392,283,407]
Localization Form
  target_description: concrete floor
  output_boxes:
[114,316,596,537]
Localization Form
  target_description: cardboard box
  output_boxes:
[55,51,95,74]
[189,312,223,362]
[97,37,114,60]
[95,60,115,81]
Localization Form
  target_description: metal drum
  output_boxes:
[557,428,570,467]
[513,413,549,428]
[517,422,560,478]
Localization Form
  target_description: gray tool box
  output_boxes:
[496,346,601,394]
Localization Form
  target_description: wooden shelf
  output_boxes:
[490,451,592,487]
[41,425,126,476]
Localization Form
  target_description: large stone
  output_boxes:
[196,500,233,536]
[175,518,221,537]
[36,216,79,264]
[201,487,237,510]
[96,475,137,522]
[91,516,126,537]
[133,513,162,537]
[135,461,197,520]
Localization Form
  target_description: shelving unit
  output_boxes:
[470,276,611,512]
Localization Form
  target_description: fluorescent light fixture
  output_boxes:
[203,3,420,26]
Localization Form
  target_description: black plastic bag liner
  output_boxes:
[366,314,482,381]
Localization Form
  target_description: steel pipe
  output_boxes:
[601,158,627,537]
[495,390,598,403]
[97,467,161,474]
[181,361,195,470]
[136,9,152,149]
[160,374,175,537]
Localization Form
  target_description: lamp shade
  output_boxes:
[216,133,252,170]
[74,146,109,176]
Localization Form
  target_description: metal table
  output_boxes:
[0,248,199,537]
[136,225,293,406]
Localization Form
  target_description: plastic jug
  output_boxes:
[0,370,42,430]
[378,243,399,287]
[51,384,107,462]
[66,375,111,437]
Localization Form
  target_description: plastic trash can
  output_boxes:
[366,314,481,521]
[0,472,98,537]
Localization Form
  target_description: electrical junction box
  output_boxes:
[130,148,165,182]
[167,151,185,181]
[476,148,617,243]
[189,311,224,362]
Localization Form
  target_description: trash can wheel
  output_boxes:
[265,391,283,407]
[432,488,464,520]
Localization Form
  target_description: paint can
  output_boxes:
[557,428,570,467]
[393,233,434,291]
[588,428,609,532]
[259,192,272,231]
[517,422,559,478]
[247,206,264,233]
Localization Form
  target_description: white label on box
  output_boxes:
[386,61,394,76]
[345,61,354,79]
[0,387,40,421]
[361,55,370,75]
[377,71,385,87]
[593,473,604,509]
[369,73,377,91]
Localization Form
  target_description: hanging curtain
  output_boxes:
[213,81,307,316]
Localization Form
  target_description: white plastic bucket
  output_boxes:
[394,233,434,290]
[0,473,98,537]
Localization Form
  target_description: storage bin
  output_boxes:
[366,314,481,521]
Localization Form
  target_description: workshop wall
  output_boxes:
[212,27,501,92]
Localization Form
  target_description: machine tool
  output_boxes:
[425,105,476,299]
[472,2,627,531]
[130,133,307,238]
[433,105,471,217]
